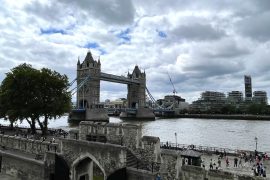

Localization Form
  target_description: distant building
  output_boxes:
[104,98,127,109]
[244,75,252,100]
[253,91,268,104]
[190,91,226,113]
[227,91,243,104]
[156,95,188,111]
[201,91,226,101]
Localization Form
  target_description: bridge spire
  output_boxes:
[84,50,94,62]
[77,56,80,65]
[98,56,101,65]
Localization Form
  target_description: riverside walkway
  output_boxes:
[161,142,270,178]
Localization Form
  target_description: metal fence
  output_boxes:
[160,142,270,155]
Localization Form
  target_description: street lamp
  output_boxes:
[175,132,177,148]
[254,137,258,151]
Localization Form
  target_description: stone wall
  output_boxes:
[126,167,156,180]
[0,134,59,156]
[0,150,47,180]
[60,138,126,177]
[159,149,181,180]
[79,121,141,151]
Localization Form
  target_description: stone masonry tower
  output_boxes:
[122,65,155,119]
[127,65,146,108]
[76,51,108,121]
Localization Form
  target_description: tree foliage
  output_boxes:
[0,63,71,134]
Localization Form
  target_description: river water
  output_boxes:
[0,117,269,152]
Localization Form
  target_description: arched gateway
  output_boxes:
[71,153,106,180]
[69,51,155,122]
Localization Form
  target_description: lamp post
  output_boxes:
[254,137,258,151]
[175,132,177,148]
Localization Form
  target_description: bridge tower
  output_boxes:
[127,65,146,108]
[120,66,155,119]
[76,51,109,121]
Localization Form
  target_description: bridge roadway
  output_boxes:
[100,72,140,84]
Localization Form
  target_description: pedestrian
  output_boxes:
[239,158,242,167]
[226,157,229,167]
[263,168,266,177]
[234,157,238,167]
[156,173,161,180]
[210,159,213,170]
[218,159,221,168]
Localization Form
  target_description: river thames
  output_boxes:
[0,117,269,152]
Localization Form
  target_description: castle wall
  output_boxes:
[59,138,126,177]
[0,150,47,180]
[0,134,59,155]
[79,121,141,151]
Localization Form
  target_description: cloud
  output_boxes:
[1,0,270,104]
[56,0,135,25]
[170,23,226,41]
[237,12,270,42]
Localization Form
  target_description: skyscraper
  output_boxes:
[244,75,252,100]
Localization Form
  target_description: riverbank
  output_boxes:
[171,114,270,120]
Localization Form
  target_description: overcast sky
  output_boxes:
[1,0,270,103]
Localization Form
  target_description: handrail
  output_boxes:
[160,142,270,155]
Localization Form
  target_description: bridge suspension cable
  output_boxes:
[68,78,77,87]
[69,75,91,95]
[145,87,166,109]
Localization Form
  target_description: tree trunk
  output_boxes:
[9,120,14,129]
[37,117,48,136]
[26,118,36,134]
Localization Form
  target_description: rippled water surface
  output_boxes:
[1,117,269,152]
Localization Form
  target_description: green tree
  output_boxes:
[0,64,71,135]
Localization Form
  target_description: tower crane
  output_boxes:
[167,72,177,96]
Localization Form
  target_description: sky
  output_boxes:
[1,0,270,103]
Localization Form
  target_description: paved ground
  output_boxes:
[201,154,270,177]
[0,174,17,180]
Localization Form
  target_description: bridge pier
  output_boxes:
[120,108,155,120]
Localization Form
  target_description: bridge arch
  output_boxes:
[70,152,106,180]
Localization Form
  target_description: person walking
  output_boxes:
[226,157,229,167]
[234,157,238,168]
[239,158,242,167]
[210,159,213,170]
[218,159,221,168]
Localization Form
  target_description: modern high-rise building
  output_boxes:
[227,91,243,104]
[253,91,268,104]
[244,75,252,100]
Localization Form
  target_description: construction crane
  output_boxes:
[167,72,177,96]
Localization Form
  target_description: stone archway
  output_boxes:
[71,153,106,180]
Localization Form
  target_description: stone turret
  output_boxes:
[127,65,146,108]
[121,66,155,119]
[75,51,108,121]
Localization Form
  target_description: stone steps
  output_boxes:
[126,150,146,170]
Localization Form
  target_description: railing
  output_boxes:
[160,142,259,155]
[0,124,69,138]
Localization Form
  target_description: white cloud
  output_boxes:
[1,0,270,103]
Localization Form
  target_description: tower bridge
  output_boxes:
[68,51,155,122]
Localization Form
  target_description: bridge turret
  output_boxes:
[127,66,146,108]
[74,51,108,121]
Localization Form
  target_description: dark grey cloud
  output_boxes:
[24,1,69,23]
[57,0,135,25]
[184,61,244,78]
[170,23,226,41]
[237,12,270,42]
[197,39,250,58]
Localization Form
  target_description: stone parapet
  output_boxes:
[0,134,59,155]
